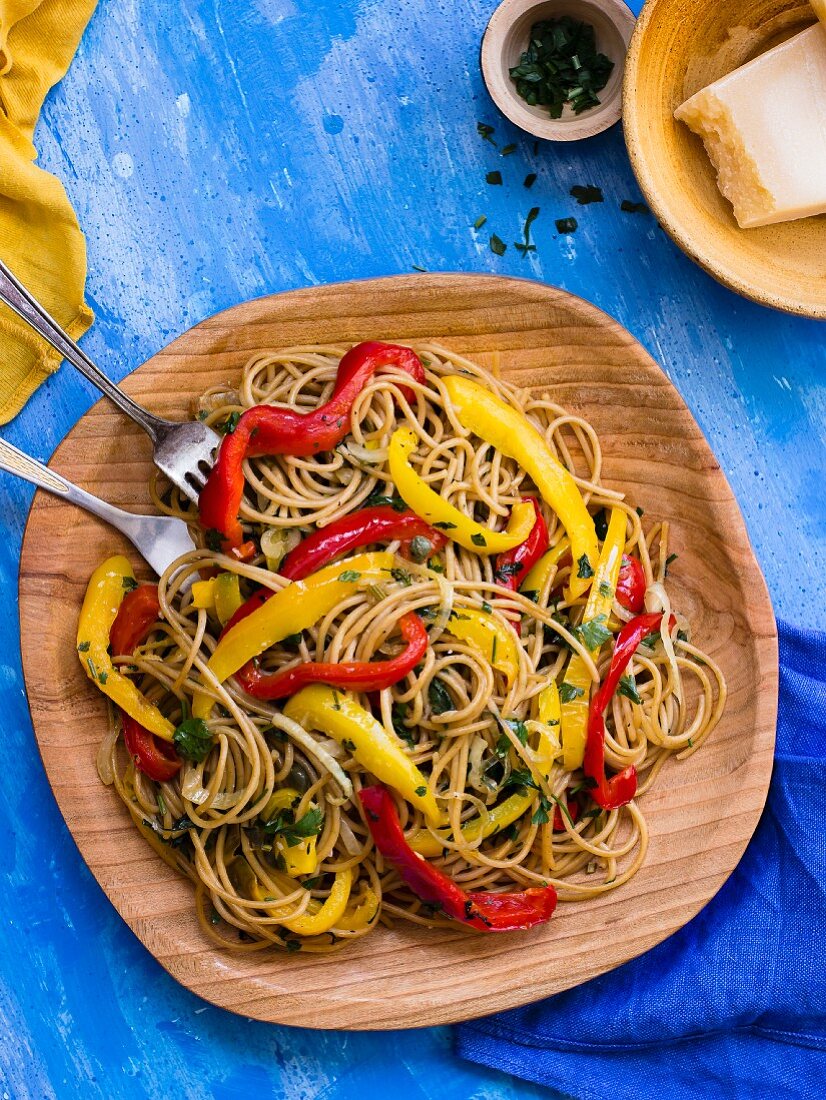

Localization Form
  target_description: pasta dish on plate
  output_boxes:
[78,340,726,952]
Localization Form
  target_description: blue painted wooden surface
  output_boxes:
[1,0,824,1096]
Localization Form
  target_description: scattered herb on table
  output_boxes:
[477,122,497,145]
[500,143,517,156]
[411,264,427,272]
[489,234,507,256]
[555,216,578,234]
[509,17,615,118]
[621,199,649,214]
[571,185,603,205]
[486,170,503,185]
[473,215,487,230]
[524,172,537,189]
[515,207,540,257]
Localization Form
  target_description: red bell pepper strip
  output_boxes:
[584,611,675,810]
[111,584,182,783]
[122,713,182,783]
[110,585,161,657]
[279,506,446,581]
[493,499,548,590]
[199,342,426,548]
[359,785,557,931]
[615,554,646,613]
[234,611,428,700]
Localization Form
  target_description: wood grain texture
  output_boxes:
[17,274,777,1030]
[624,0,826,318]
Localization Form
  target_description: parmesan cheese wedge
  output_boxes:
[675,23,826,228]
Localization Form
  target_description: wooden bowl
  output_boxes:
[624,0,826,317]
[481,0,636,141]
[18,275,777,1029]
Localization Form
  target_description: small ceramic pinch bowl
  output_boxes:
[624,0,826,318]
[481,0,636,141]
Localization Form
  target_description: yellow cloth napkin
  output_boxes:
[0,0,97,423]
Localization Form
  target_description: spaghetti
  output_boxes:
[83,341,726,953]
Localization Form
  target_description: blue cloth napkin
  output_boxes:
[456,620,826,1099]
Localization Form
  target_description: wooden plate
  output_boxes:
[18,274,777,1029]
[623,0,826,318]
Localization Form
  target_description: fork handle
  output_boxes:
[0,436,141,533]
[0,257,169,443]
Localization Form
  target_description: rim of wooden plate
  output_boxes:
[18,273,778,1030]
[623,0,826,318]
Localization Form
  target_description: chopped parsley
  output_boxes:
[216,411,241,435]
[524,172,537,189]
[390,567,413,587]
[501,717,529,745]
[122,576,138,592]
[641,631,661,649]
[618,674,642,705]
[471,532,487,547]
[414,786,427,797]
[509,17,615,117]
[263,806,324,847]
[495,560,524,582]
[576,554,595,579]
[365,489,407,512]
[428,678,454,715]
[574,614,612,650]
[555,217,578,234]
[77,640,90,653]
[486,171,503,186]
[205,528,224,552]
[515,206,540,257]
[338,570,361,582]
[473,215,487,230]
[621,199,649,214]
[392,702,414,745]
[532,794,552,825]
[173,717,213,762]
[482,601,493,614]
[500,143,517,156]
[598,581,613,598]
[559,682,584,703]
[477,122,497,145]
[341,738,357,753]
[489,234,507,256]
[434,521,457,530]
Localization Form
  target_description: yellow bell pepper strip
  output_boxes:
[213,572,244,626]
[192,551,394,718]
[283,686,441,826]
[519,537,570,599]
[77,556,175,741]
[335,885,380,931]
[410,788,534,857]
[191,578,217,611]
[441,376,598,598]
[388,427,535,554]
[260,788,319,877]
[560,507,626,770]
[446,608,519,687]
[251,866,353,936]
[536,681,561,777]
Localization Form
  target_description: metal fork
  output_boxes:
[0,258,219,503]
[0,437,196,576]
